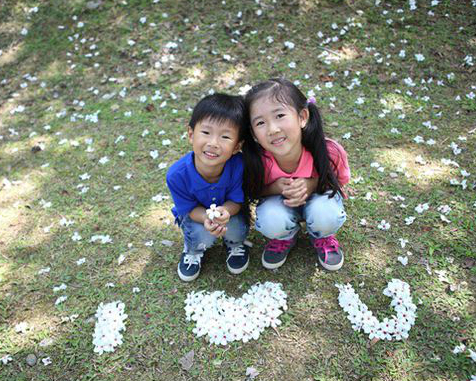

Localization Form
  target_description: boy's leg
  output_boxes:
[223,213,249,274]
[303,192,346,271]
[255,195,301,269]
[177,214,217,281]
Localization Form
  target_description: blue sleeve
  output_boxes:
[166,170,197,217]
[226,154,245,204]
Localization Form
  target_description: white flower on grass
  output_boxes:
[79,172,90,180]
[397,256,408,266]
[152,193,169,202]
[158,162,168,170]
[415,203,429,214]
[149,150,159,159]
[132,287,140,293]
[452,344,466,354]
[342,132,351,139]
[437,205,451,215]
[377,220,390,230]
[461,169,470,177]
[288,62,296,69]
[20,28,28,35]
[398,238,409,248]
[90,235,112,244]
[38,267,51,275]
[99,156,109,165]
[415,54,425,62]
[469,349,476,362]
[53,284,67,292]
[92,301,127,355]
[71,232,82,241]
[76,257,86,265]
[355,97,365,105]
[39,199,52,208]
[55,295,67,305]
[15,322,28,333]
[105,283,115,288]
[117,254,126,265]
[413,136,424,144]
[0,355,12,364]
[42,357,52,366]
[284,41,295,49]
[405,216,416,225]
[185,282,287,346]
[144,240,154,247]
[360,219,367,226]
[336,279,417,341]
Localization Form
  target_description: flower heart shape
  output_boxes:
[336,279,417,341]
[184,282,287,346]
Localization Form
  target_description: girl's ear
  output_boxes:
[299,108,310,129]
[187,126,194,144]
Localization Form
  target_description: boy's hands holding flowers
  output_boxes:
[205,205,230,237]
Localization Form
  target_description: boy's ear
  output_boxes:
[299,108,310,129]
[187,126,194,143]
[233,140,244,154]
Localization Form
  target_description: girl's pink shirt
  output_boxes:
[262,139,350,186]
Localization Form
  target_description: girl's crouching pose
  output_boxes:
[243,78,350,271]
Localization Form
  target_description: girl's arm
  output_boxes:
[261,178,291,196]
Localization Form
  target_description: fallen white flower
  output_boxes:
[92,301,127,355]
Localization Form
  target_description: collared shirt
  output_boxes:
[262,139,350,186]
[166,152,244,218]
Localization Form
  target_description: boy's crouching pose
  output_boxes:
[166,94,249,282]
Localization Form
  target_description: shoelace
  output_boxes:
[313,235,339,262]
[265,239,293,253]
[183,253,203,270]
[226,246,245,262]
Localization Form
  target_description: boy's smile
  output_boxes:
[188,117,242,182]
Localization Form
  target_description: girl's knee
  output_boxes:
[305,193,346,237]
[255,196,299,239]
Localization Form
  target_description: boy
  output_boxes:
[166,93,249,282]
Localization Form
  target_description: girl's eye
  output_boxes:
[277,113,285,119]
[255,121,264,127]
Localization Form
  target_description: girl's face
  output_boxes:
[249,95,308,162]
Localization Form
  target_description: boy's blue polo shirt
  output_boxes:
[166,152,244,218]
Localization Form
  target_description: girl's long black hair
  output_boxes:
[243,78,344,201]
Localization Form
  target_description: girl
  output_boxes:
[243,78,350,271]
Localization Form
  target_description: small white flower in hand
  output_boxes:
[206,204,221,221]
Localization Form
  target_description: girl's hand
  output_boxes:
[204,218,228,237]
[282,178,311,207]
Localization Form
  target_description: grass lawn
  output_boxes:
[1,0,475,380]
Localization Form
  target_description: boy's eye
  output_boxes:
[201,130,209,135]
[222,135,230,139]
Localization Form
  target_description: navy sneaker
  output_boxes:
[225,244,249,274]
[262,237,297,270]
[177,252,203,282]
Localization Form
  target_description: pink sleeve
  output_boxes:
[326,140,351,186]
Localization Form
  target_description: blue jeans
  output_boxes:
[255,192,346,240]
[177,213,248,255]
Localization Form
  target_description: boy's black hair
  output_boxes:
[242,78,344,200]
[189,93,246,140]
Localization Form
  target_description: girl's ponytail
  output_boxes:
[303,103,343,198]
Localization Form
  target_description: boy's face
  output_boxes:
[188,117,242,175]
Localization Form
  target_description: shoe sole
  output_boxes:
[262,255,287,270]
[227,257,249,274]
[318,252,344,271]
[177,263,200,282]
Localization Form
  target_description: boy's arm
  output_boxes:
[222,200,241,216]
[188,205,208,224]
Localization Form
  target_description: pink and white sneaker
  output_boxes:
[312,235,344,271]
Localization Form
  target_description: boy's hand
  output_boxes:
[204,218,227,237]
[282,178,314,207]
[212,206,230,226]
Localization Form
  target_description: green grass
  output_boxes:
[1,0,476,380]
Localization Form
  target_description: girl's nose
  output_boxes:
[268,122,280,134]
